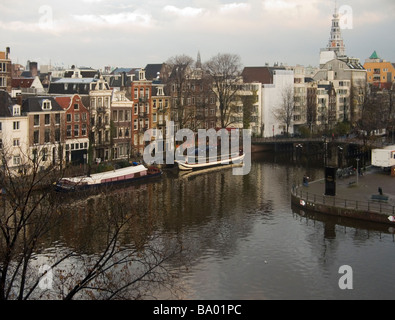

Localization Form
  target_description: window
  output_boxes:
[42,100,52,110]
[81,113,87,122]
[0,122,2,131]
[74,103,79,110]
[119,110,123,121]
[33,115,40,126]
[13,121,20,130]
[113,110,118,121]
[55,114,60,125]
[41,148,47,161]
[45,129,50,143]
[74,124,79,137]
[34,130,39,144]
[0,62,6,72]
[13,156,21,166]
[67,114,72,122]
[13,105,20,116]
[74,113,80,122]
[82,123,87,136]
[13,139,20,146]
[45,114,50,125]
[66,125,72,137]
[0,77,6,87]
[55,128,60,142]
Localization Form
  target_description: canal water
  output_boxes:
[53,152,395,300]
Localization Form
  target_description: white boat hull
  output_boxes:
[175,153,245,171]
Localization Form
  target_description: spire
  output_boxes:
[196,51,202,69]
[369,51,379,60]
[326,1,346,57]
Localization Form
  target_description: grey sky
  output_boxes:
[1,0,394,70]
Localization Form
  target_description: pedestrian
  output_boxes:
[303,175,309,187]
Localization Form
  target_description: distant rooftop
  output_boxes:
[369,51,380,59]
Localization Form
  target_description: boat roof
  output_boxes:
[63,164,147,183]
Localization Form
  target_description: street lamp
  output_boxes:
[356,158,360,185]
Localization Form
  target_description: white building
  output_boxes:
[262,69,294,137]
[0,97,29,172]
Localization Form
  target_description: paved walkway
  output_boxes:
[301,166,395,207]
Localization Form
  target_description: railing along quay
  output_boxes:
[292,185,395,217]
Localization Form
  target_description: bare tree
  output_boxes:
[204,53,243,128]
[356,86,386,147]
[165,55,195,130]
[273,85,294,136]
[0,147,183,300]
[240,89,257,130]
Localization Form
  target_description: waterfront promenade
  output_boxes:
[291,166,395,224]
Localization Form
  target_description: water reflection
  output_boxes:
[40,152,395,299]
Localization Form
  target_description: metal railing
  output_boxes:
[292,185,395,216]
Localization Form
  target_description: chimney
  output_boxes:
[29,61,38,77]
[6,47,10,59]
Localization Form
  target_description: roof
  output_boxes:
[111,67,135,75]
[11,78,34,88]
[21,96,64,113]
[370,51,380,59]
[48,78,97,94]
[241,66,286,84]
[145,64,165,81]
[0,90,13,117]
[54,96,72,110]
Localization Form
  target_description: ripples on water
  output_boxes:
[44,153,395,300]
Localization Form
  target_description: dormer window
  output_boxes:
[13,105,21,116]
[42,100,52,110]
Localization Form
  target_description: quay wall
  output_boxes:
[291,186,395,226]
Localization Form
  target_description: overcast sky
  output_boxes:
[1,0,394,70]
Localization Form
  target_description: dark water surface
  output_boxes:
[54,153,395,300]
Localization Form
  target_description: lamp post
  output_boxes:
[356,157,360,185]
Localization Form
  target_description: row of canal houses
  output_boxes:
[0,62,223,173]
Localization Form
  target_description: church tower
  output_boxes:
[319,2,346,67]
[326,2,346,57]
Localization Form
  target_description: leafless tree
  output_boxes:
[356,86,386,147]
[0,147,184,300]
[204,53,243,128]
[165,55,196,130]
[273,85,294,136]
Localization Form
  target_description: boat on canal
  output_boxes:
[175,148,245,171]
[55,164,162,192]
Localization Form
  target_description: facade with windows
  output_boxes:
[0,90,29,172]
[0,48,12,93]
[111,90,133,160]
[131,69,152,155]
[364,51,395,90]
[55,94,90,165]
[89,77,112,162]
[22,96,66,170]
